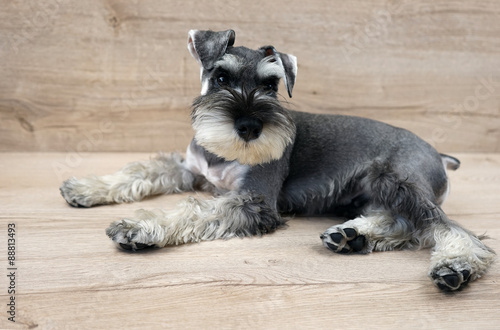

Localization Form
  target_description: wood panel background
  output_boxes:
[1,0,500,153]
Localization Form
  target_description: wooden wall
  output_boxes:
[1,0,499,153]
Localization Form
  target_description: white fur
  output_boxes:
[321,212,417,253]
[185,143,249,191]
[200,78,209,95]
[192,92,294,165]
[429,222,495,286]
[194,122,293,165]
[60,154,194,207]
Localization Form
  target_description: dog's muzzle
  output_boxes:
[191,87,296,165]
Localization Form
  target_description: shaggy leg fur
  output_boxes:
[105,192,286,250]
[429,221,495,291]
[320,211,417,254]
[320,162,495,291]
[60,153,194,207]
[321,210,495,291]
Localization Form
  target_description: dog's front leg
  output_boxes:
[105,192,286,250]
[60,153,195,207]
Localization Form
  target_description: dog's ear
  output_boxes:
[278,52,297,98]
[187,29,236,70]
[262,46,297,98]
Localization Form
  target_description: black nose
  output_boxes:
[235,117,263,141]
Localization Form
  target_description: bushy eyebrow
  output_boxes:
[214,54,244,74]
[257,56,285,80]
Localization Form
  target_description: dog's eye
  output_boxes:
[216,74,229,87]
[262,78,279,93]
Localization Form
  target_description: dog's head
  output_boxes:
[187,29,297,166]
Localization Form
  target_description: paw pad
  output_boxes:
[329,233,343,244]
[431,266,473,292]
[321,226,367,254]
[119,242,154,251]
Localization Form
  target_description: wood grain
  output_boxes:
[0,152,499,329]
[1,0,500,153]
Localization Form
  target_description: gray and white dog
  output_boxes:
[60,29,495,292]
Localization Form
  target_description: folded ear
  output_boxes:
[187,29,236,70]
[278,52,298,98]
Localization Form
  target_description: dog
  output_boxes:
[60,29,495,292]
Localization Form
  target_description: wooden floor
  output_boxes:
[0,152,499,329]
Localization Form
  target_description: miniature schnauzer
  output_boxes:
[60,29,495,292]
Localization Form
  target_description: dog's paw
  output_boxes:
[60,178,94,207]
[320,225,370,254]
[430,258,474,292]
[105,219,164,251]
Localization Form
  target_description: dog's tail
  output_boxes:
[440,153,460,171]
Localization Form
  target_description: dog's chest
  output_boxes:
[185,142,249,191]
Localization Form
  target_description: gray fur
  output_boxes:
[188,29,235,70]
[60,29,495,293]
[105,192,286,249]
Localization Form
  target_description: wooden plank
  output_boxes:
[0,152,499,328]
[1,0,499,152]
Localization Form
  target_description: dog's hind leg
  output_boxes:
[427,219,495,291]
[105,192,286,250]
[60,153,195,207]
[320,210,417,254]
[321,208,495,291]
[321,163,495,291]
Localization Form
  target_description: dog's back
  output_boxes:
[278,111,451,216]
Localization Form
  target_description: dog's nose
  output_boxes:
[235,117,263,141]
